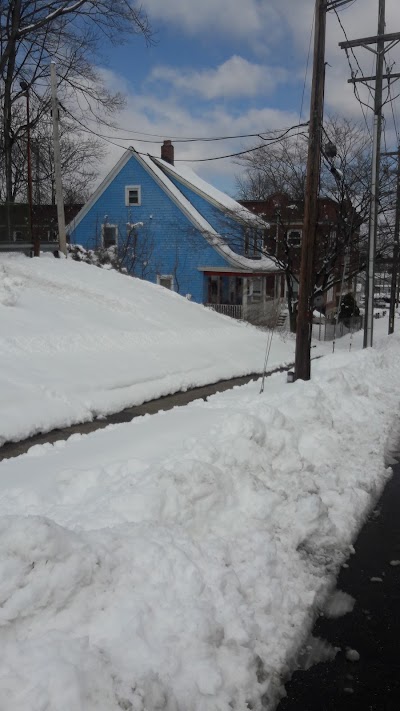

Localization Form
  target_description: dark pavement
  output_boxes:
[277,461,400,711]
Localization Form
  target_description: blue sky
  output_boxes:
[92,0,400,196]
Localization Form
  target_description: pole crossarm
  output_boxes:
[348,72,400,84]
[339,32,400,49]
[326,0,355,10]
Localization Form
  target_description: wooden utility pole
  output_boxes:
[294,0,356,380]
[50,61,67,257]
[294,0,327,381]
[388,147,400,334]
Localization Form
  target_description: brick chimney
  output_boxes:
[161,140,174,165]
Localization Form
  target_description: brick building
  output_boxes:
[239,192,360,316]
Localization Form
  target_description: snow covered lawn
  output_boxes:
[0,254,296,446]
[0,327,399,710]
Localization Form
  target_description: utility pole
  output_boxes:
[294,0,355,381]
[20,81,39,256]
[34,139,41,205]
[339,0,400,348]
[50,61,67,257]
[388,147,400,334]
[295,0,327,381]
[365,0,385,348]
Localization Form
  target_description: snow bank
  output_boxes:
[0,254,294,445]
[0,330,398,710]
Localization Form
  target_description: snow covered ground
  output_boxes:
[0,313,399,710]
[0,254,295,446]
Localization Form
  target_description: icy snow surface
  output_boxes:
[0,312,399,709]
[0,254,294,445]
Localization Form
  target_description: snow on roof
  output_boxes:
[208,236,278,272]
[151,156,266,228]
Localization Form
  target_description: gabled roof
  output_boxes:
[67,148,278,273]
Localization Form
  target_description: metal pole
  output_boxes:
[295,0,326,381]
[25,89,39,256]
[389,146,400,334]
[50,61,67,256]
[364,0,385,348]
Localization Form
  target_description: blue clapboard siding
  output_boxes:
[69,154,231,303]
[164,173,247,252]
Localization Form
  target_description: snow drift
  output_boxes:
[0,329,399,710]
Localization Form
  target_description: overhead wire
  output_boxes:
[61,106,309,162]
[385,57,400,144]
[333,7,374,137]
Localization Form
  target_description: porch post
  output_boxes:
[262,276,267,317]
[242,277,248,320]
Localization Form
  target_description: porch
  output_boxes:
[202,269,285,327]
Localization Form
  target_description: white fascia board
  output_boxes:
[66,149,133,234]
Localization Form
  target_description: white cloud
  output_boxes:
[92,0,400,196]
[150,56,288,100]
[88,69,301,195]
[145,0,279,40]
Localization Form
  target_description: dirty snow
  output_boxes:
[0,319,399,710]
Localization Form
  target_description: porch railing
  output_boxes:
[205,303,243,320]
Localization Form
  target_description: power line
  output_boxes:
[333,7,374,138]
[299,10,315,123]
[62,107,309,162]
[61,117,305,144]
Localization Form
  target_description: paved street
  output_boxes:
[278,460,400,710]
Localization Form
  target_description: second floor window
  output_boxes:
[288,230,302,248]
[125,185,141,206]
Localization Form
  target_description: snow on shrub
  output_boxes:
[0,265,22,306]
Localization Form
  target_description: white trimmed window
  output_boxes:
[13,228,27,242]
[157,274,174,290]
[288,229,302,247]
[125,185,141,206]
[102,223,118,248]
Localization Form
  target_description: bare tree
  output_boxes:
[0,101,106,203]
[0,0,151,205]
[235,115,397,325]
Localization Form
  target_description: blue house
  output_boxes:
[67,141,284,323]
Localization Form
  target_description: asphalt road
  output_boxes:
[277,460,400,711]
